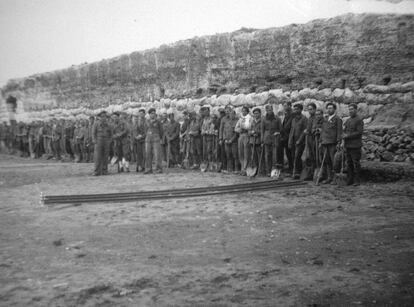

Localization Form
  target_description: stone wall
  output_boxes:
[1,13,414,112]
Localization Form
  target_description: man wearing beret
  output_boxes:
[92,111,113,176]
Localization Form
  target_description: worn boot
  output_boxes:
[125,160,130,172]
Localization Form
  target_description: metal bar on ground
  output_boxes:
[42,181,306,205]
[44,179,298,200]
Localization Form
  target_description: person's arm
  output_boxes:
[92,123,97,144]
[159,121,164,139]
[344,118,363,139]
[260,120,265,144]
[336,117,343,144]
[297,117,308,144]
[219,119,224,141]
[288,119,294,148]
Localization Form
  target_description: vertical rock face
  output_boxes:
[2,13,414,111]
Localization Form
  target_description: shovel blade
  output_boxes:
[246,166,257,177]
[300,166,314,181]
[200,162,208,172]
[271,168,281,179]
[110,156,118,166]
[334,173,348,186]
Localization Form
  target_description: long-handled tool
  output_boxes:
[246,136,257,177]
[315,147,327,186]
[209,134,216,172]
[334,145,347,186]
[271,133,281,179]
[257,144,264,177]
[216,137,223,172]
[183,138,190,169]
[313,135,320,181]
[200,135,208,172]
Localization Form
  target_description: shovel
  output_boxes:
[200,135,208,172]
[257,145,264,177]
[182,138,190,169]
[313,136,320,181]
[210,134,218,172]
[246,136,257,177]
[315,147,327,186]
[333,146,347,186]
[208,135,215,172]
[166,140,170,169]
[271,133,281,179]
[216,137,223,172]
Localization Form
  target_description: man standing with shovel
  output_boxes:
[247,108,263,177]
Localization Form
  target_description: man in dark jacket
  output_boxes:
[144,108,163,174]
[92,111,113,176]
[261,104,282,176]
[305,102,317,169]
[249,108,262,173]
[165,112,180,167]
[343,103,363,186]
[220,108,239,173]
[277,101,293,175]
[289,103,308,179]
[320,102,343,184]
[133,109,146,172]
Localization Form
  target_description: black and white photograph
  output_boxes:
[0,0,414,306]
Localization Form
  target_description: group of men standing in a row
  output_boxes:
[91,99,363,186]
[0,117,95,162]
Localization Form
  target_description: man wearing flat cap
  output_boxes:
[92,111,113,176]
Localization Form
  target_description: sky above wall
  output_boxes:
[0,0,413,86]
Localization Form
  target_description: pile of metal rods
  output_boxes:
[41,180,306,205]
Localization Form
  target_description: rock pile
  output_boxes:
[363,128,414,163]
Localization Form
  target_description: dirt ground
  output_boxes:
[0,154,413,307]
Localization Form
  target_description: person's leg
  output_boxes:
[351,148,362,185]
[346,149,354,185]
[284,141,293,174]
[225,143,232,172]
[264,144,272,175]
[294,143,305,177]
[238,136,244,172]
[243,135,250,171]
[93,141,102,175]
[102,139,110,174]
[145,137,153,172]
[154,136,162,172]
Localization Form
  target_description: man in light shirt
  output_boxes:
[235,106,252,176]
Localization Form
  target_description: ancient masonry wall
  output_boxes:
[0,13,413,162]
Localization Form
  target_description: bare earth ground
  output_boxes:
[0,154,413,307]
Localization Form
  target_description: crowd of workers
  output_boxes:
[0,98,364,185]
